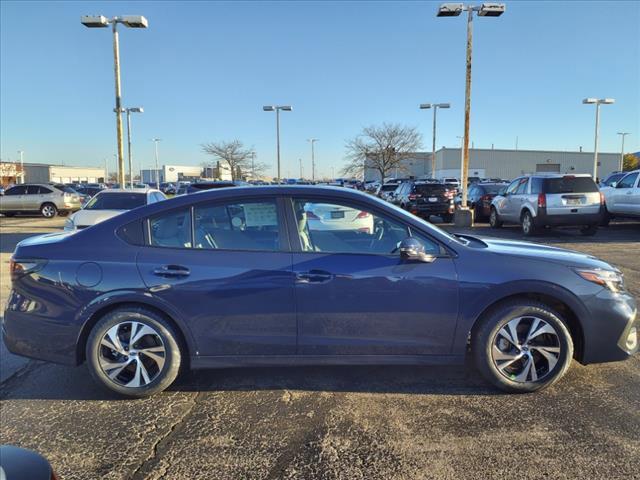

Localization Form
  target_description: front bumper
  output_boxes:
[580,290,638,364]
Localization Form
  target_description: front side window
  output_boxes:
[505,178,521,195]
[515,178,529,194]
[618,172,638,189]
[149,208,192,248]
[4,186,26,195]
[292,198,441,255]
[194,200,281,251]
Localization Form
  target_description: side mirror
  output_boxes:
[399,237,436,263]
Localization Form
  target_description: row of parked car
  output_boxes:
[373,170,640,236]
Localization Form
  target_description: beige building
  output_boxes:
[22,163,106,184]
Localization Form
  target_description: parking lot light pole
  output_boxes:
[263,105,292,180]
[122,107,144,188]
[582,98,615,180]
[617,132,630,172]
[437,2,505,226]
[152,138,161,185]
[81,15,148,187]
[420,103,450,178]
[307,138,318,181]
[17,150,24,184]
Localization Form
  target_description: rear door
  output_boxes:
[136,197,297,356]
[543,176,600,216]
[23,185,41,210]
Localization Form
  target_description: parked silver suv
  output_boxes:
[489,174,603,236]
[0,183,83,218]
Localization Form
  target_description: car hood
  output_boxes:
[71,209,125,227]
[466,235,616,271]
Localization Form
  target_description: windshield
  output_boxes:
[84,192,146,210]
[602,173,625,186]
[543,177,598,194]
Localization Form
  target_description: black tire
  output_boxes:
[86,307,182,398]
[40,203,57,218]
[441,213,453,223]
[600,208,611,227]
[580,224,598,236]
[521,210,537,236]
[472,300,574,393]
[489,207,502,228]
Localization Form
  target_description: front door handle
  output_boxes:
[295,270,334,284]
[153,265,190,278]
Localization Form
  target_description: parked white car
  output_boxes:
[600,169,640,224]
[64,188,165,231]
[304,202,374,234]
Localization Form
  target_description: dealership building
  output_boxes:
[365,148,621,182]
[20,163,106,184]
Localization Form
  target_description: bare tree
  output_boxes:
[342,123,423,182]
[201,140,251,181]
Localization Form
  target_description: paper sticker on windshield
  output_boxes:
[243,203,277,227]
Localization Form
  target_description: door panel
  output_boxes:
[293,253,459,355]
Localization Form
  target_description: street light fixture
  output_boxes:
[81,14,148,187]
[617,132,630,172]
[263,105,292,180]
[437,2,505,226]
[307,138,319,182]
[420,103,450,178]
[582,98,615,180]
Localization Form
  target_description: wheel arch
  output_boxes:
[75,300,192,367]
[467,292,585,362]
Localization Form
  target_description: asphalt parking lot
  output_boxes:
[1,215,638,480]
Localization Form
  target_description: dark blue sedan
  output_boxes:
[3,186,638,397]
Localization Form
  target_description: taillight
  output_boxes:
[537,193,546,208]
[356,211,371,219]
[599,192,605,205]
[481,194,491,201]
[10,258,46,281]
[444,190,454,199]
[305,211,320,219]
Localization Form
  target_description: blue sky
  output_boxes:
[1,1,639,178]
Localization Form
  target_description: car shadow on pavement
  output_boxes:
[1,362,502,401]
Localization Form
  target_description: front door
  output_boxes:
[0,185,26,212]
[136,198,297,356]
[289,197,459,356]
[613,172,639,215]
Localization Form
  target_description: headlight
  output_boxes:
[64,217,75,231]
[575,268,625,293]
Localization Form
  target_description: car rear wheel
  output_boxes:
[489,207,502,228]
[521,211,537,236]
[86,307,182,398]
[40,203,57,218]
[472,301,573,393]
[580,224,598,236]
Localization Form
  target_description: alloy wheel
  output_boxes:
[491,316,561,383]
[522,213,532,234]
[42,205,56,218]
[98,321,166,388]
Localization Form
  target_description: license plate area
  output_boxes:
[331,211,345,219]
[428,197,438,202]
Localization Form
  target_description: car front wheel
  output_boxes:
[86,307,182,398]
[40,203,57,218]
[472,301,573,393]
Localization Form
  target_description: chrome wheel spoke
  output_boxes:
[101,325,125,353]
[100,357,132,380]
[129,322,157,347]
[525,322,556,343]
[138,346,166,372]
[514,356,533,382]
[498,318,522,347]
[530,346,560,372]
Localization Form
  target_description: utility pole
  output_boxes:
[583,98,615,179]
[17,150,24,184]
[299,158,303,178]
[152,138,161,185]
[307,138,318,181]
[617,132,630,172]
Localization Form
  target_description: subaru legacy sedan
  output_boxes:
[3,186,637,397]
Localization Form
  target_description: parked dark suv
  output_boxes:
[392,181,455,222]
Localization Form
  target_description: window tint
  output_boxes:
[414,184,447,195]
[194,200,280,251]
[26,185,40,194]
[5,186,26,195]
[530,178,544,194]
[52,184,77,194]
[617,172,638,189]
[293,198,441,255]
[543,176,598,193]
[85,192,147,210]
[514,178,529,195]
[149,208,192,248]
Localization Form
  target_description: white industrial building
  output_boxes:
[365,148,620,182]
[141,165,205,183]
[22,163,106,184]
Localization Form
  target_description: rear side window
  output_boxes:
[543,177,598,194]
[194,200,280,251]
[26,185,40,194]
[39,186,53,194]
[149,208,192,248]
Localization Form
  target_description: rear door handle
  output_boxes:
[295,270,334,284]
[153,265,190,278]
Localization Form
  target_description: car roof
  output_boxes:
[524,173,592,178]
[97,188,159,194]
